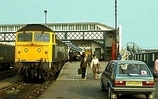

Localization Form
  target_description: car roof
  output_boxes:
[110,60,146,64]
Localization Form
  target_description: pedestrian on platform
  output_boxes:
[80,53,90,79]
[69,49,73,63]
[80,52,85,58]
[90,55,100,80]
[117,53,122,60]
[154,55,158,81]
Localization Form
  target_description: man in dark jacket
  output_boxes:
[80,54,90,79]
[69,49,73,63]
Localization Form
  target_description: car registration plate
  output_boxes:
[126,81,142,86]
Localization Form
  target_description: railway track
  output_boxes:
[0,76,56,99]
[0,62,62,99]
[0,69,16,80]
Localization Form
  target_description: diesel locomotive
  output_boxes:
[13,24,68,82]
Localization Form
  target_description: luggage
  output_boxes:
[97,63,101,69]
[78,68,82,74]
[97,69,102,74]
[153,73,158,78]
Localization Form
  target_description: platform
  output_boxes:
[57,62,100,80]
[38,61,108,99]
[57,61,107,80]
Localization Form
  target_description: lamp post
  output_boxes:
[44,10,47,26]
[114,0,119,58]
[114,0,118,30]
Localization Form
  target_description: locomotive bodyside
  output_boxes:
[52,36,68,71]
[13,24,68,82]
[0,44,15,70]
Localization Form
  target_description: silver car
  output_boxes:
[100,60,155,99]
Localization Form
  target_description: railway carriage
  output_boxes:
[0,44,15,70]
[13,24,68,82]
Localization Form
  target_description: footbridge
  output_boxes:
[0,22,120,60]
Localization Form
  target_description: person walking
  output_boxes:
[154,56,158,81]
[69,49,73,63]
[117,53,122,60]
[90,55,100,80]
[80,53,90,79]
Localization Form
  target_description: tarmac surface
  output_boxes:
[38,61,108,99]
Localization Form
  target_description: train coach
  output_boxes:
[0,44,15,70]
[13,24,69,82]
[134,51,158,70]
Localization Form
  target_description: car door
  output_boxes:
[102,62,110,85]
[102,62,114,87]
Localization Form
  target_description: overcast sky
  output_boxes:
[0,0,158,49]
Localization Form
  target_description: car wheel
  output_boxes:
[145,91,155,99]
[100,81,105,91]
[108,86,117,99]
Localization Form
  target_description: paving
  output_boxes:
[38,61,108,99]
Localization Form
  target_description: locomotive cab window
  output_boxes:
[34,32,50,42]
[52,34,55,43]
[17,32,32,42]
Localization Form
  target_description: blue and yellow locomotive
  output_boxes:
[13,24,68,82]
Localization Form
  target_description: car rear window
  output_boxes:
[118,63,149,76]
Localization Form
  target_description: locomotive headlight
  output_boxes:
[24,48,28,52]
[45,47,48,54]
[37,48,41,52]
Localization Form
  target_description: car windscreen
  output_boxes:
[119,63,149,76]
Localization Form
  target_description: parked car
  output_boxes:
[100,60,155,99]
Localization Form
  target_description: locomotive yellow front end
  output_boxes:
[15,32,52,64]
[14,24,55,82]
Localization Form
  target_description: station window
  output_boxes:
[62,25,68,30]
[89,25,95,30]
[69,25,74,30]
[152,53,155,61]
[76,25,82,30]
[55,25,61,30]
[1,26,7,31]
[137,55,139,60]
[8,26,14,31]
[82,25,88,30]
[140,55,142,60]
[144,54,146,61]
